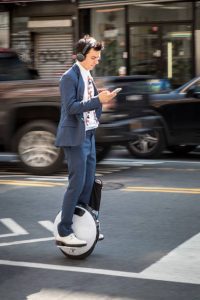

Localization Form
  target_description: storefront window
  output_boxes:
[129,23,193,86]
[91,7,125,76]
[128,2,192,23]
[0,12,9,48]
[196,1,200,29]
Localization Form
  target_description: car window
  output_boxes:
[177,78,200,93]
[96,76,171,94]
[192,80,200,94]
[148,79,172,93]
[193,80,200,89]
[123,81,150,94]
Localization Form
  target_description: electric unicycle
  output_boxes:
[53,178,103,259]
[53,205,99,259]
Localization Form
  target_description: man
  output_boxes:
[55,35,116,247]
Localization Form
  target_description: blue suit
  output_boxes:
[55,64,102,147]
[55,64,102,236]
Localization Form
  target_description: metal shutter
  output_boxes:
[35,33,73,79]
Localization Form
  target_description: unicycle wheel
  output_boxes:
[53,206,99,259]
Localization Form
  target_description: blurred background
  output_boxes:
[0,0,200,175]
[1,3,200,299]
[0,0,200,86]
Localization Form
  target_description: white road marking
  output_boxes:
[0,232,200,285]
[27,289,118,300]
[95,170,112,174]
[95,173,103,176]
[0,237,54,247]
[38,221,54,233]
[99,159,143,166]
[0,254,199,285]
[98,167,129,173]
[0,259,143,278]
[27,177,67,181]
[0,218,29,238]
[140,232,200,285]
[100,158,200,166]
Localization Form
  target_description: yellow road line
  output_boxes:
[0,180,65,187]
[122,186,200,194]
[1,180,200,194]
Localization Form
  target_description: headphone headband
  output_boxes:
[82,41,95,55]
[76,40,96,62]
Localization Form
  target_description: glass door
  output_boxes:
[162,24,193,87]
[129,23,193,87]
[129,25,162,76]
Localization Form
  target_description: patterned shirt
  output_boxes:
[76,61,99,131]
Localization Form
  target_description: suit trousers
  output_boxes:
[58,129,96,237]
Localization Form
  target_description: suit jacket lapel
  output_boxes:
[72,64,98,97]
[72,64,84,101]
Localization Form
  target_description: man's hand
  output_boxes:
[98,90,117,104]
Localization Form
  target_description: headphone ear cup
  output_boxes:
[76,53,85,62]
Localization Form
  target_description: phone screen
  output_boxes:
[113,88,122,94]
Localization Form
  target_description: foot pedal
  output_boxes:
[55,240,86,248]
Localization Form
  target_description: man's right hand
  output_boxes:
[98,90,117,104]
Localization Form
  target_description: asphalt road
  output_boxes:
[0,148,200,300]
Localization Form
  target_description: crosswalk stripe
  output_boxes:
[0,237,54,247]
[0,218,199,285]
[0,218,29,237]
[38,221,54,233]
[0,229,199,285]
[141,232,200,285]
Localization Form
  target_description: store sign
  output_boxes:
[28,19,72,28]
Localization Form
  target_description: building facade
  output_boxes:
[0,0,200,86]
[79,0,200,87]
[0,0,78,79]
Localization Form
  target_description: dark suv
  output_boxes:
[95,76,169,160]
[126,76,200,158]
[0,48,39,81]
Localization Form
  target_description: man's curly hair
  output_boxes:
[75,35,104,55]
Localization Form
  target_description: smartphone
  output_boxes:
[112,88,122,94]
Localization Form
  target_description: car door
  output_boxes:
[168,79,200,143]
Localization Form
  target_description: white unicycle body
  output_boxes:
[53,206,99,259]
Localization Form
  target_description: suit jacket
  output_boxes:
[55,64,102,147]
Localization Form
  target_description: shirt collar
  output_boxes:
[76,61,90,77]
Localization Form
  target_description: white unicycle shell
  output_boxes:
[53,206,99,259]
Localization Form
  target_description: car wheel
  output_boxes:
[167,145,197,155]
[96,144,111,162]
[14,120,64,175]
[127,129,165,158]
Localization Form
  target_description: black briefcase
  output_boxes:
[89,178,103,212]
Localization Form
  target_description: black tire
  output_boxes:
[14,120,64,175]
[127,129,165,158]
[96,144,111,162]
[167,145,197,155]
